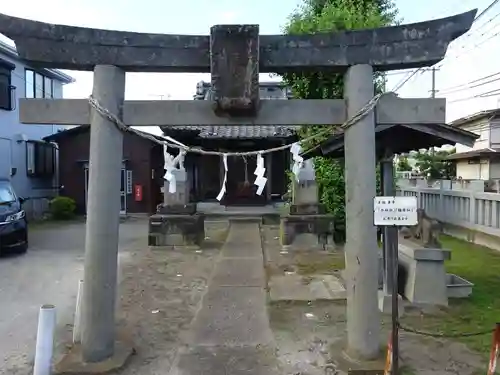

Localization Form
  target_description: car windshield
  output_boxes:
[0,182,16,204]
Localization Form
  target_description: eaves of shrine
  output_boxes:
[301,122,479,160]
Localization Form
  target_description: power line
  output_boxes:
[439,73,500,95]
[433,1,500,68]
[450,8,500,50]
[391,69,423,92]
[448,87,500,103]
[438,71,500,93]
[436,24,500,68]
[394,5,499,93]
[475,0,500,22]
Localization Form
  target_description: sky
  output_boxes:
[0,0,497,135]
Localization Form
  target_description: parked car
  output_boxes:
[0,178,28,255]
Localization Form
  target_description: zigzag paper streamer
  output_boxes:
[216,154,228,201]
[254,153,267,195]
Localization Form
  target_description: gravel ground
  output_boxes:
[0,218,228,375]
[261,225,486,375]
[2,219,485,375]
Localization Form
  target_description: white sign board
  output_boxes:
[373,196,418,226]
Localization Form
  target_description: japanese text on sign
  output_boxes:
[373,196,418,226]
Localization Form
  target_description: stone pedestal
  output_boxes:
[280,164,335,251]
[398,241,451,306]
[148,168,205,248]
[280,206,335,251]
[148,208,205,247]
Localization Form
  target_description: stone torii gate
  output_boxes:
[0,9,475,366]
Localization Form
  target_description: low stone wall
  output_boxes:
[397,181,500,251]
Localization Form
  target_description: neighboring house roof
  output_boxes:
[450,108,500,128]
[446,148,500,160]
[44,125,165,143]
[0,39,74,84]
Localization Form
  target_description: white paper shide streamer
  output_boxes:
[163,144,185,194]
[216,154,228,201]
[290,143,304,181]
[254,153,267,195]
[163,144,177,193]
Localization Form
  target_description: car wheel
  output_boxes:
[17,243,28,254]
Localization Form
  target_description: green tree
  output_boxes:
[397,156,413,172]
[281,0,398,242]
[414,148,456,179]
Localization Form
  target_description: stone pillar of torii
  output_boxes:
[0,9,475,365]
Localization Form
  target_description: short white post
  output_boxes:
[33,304,57,375]
[73,280,84,344]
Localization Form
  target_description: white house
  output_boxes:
[448,108,500,180]
[0,39,74,218]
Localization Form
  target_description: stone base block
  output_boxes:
[329,338,393,375]
[280,214,335,250]
[378,290,405,317]
[148,213,205,247]
[54,340,134,374]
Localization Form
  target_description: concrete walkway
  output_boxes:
[170,222,281,375]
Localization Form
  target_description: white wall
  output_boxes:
[455,118,491,153]
[456,159,490,180]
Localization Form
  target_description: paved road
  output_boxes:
[0,218,148,375]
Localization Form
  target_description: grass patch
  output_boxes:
[29,217,85,229]
[406,234,500,353]
[296,255,345,275]
[400,365,416,375]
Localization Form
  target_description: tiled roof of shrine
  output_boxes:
[160,125,299,139]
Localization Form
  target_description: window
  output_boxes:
[0,181,16,204]
[25,69,53,99]
[26,141,55,177]
[0,64,14,110]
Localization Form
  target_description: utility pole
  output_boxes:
[430,67,439,98]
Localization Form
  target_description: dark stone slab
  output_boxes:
[212,258,265,287]
[289,203,326,215]
[0,11,476,72]
[187,286,273,346]
[148,213,205,247]
[156,203,197,215]
[174,346,280,375]
[210,25,259,116]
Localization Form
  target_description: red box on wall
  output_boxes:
[134,184,143,202]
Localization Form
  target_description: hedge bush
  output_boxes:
[49,196,76,220]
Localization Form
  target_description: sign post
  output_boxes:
[487,323,500,375]
[375,195,418,375]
